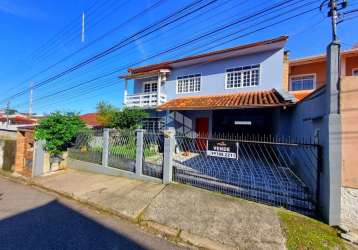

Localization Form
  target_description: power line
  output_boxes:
[1,0,218,103]
[1,0,130,94]
[13,0,319,111]
[11,0,314,110]
[10,0,299,109]
[15,0,167,88]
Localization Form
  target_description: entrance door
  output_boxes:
[195,117,209,150]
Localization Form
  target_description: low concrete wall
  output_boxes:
[67,158,162,183]
[0,140,16,171]
[341,187,358,231]
[0,129,17,140]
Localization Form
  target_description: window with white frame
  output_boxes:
[226,64,260,88]
[353,68,358,76]
[177,74,201,94]
[142,118,165,132]
[143,81,158,93]
[290,74,315,91]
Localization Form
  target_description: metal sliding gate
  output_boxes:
[173,135,321,215]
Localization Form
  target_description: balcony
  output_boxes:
[124,93,167,108]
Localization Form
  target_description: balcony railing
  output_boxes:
[124,93,167,108]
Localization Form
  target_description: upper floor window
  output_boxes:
[226,64,260,89]
[143,81,157,93]
[290,74,315,91]
[177,74,201,94]
[353,68,358,76]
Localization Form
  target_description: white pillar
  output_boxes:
[163,127,175,184]
[157,73,161,106]
[124,79,128,106]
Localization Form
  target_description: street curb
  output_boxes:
[0,171,231,250]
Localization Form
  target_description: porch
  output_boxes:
[157,90,319,214]
[121,69,170,109]
[124,93,167,108]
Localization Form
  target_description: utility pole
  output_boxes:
[81,12,85,43]
[322,0,347,226]
[6,101,10,128]
[29,81,33,117]
[327,0,342,114]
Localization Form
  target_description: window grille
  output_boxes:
[177,74,201,94]
[226,65,260,88]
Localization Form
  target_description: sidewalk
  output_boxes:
[31,169,285,250]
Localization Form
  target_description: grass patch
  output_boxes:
[278,209,346,250]
[78,144,157,160]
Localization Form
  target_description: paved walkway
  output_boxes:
[33,169,285,250]
[0,176,185,250]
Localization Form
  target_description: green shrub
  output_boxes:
[34,112,87,155]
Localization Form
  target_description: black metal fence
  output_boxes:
[108,130,136,172]
[68,129,321,215]
[68,129,103,165]
[173,134,320,215]
[142,132,164,178]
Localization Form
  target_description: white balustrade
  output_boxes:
[124,93,167,108]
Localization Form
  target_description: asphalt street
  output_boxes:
[0,176,186,250]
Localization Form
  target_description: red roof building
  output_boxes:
[80,113,103,128]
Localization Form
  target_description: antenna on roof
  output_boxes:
[81,12,85,43]
[29,81,33,117]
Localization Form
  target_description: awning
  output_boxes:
[157,89,294,111]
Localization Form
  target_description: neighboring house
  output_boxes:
[287,47,358,95]
[121,36,295,136]
[120,36,358,230]
[287,49,358,233]
[0,110,37,129]
[80,113,103,128]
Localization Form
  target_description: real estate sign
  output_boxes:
[207,140,237,159]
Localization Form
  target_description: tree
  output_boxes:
[34,112,87,155]
[96,101,118,128]
[96,101,148,129]
[112,107,149,129]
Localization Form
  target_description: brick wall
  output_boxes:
[14,130,34,175]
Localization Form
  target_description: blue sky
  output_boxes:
[0,0,358,115]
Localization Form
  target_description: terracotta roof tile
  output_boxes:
[158,89,293,111]
[290,90,315,102]
[80,113,103,127]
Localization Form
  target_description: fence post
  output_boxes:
[102,128,109,167]
[32,140,46,177]
[163,127,175,184]
[135,129,144,177]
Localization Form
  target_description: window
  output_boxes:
[177,74,201,94]
[353,68,358,76]
[143,81,158,93]
[142,118,165,132]
[290,75,315,91]
[226,65,260,88]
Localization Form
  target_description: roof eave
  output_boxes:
[130,36,288,75]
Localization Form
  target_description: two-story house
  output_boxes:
[121,36,297,137]
[287,46,358,95]
[287,47,358,232]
